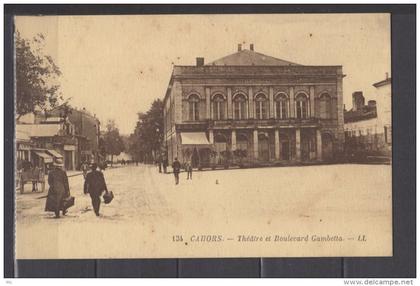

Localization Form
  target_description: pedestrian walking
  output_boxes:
[186,161,193,180]
[162,158,168,174]
[84,163,108,216]
[157,158,162,173]
[45,158,71,218]
[172,157,181,185]
[99,161,107,172]
[81,161,89,179]
[31,165,41,192]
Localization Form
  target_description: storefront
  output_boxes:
[63,144,76,170]
[32,150,54,173]
[179,132,212,168]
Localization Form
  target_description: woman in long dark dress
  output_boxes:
[45,158,70,218]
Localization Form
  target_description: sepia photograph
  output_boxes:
[14,13,392,259]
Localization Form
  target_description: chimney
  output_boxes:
[385,72,389,79]
[368,100,377,109]
[196,57,204,66]
[238,44,242,52]
[352,91,365,111]
[250,43,254,51]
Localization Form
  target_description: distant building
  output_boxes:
[16,105,101,171]
[16,118,76,171]
[163,44,345,167]
[48,106,101,167]
[373,75,392,139]
[16,127,32,165]
[344,75,392,160]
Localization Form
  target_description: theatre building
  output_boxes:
[163,44,345,167]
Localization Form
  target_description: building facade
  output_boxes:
[48,106,101,168]
[163,45,345,167]
[16,118,77,171]
[16,128,32,163]
[16,105,101,171]
[344,76,392,160]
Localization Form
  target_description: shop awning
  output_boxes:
[46,149,63,159]
[33,151,53,163]
[180,132,211,145]
[16,130,30,142]
[17,124,61,137]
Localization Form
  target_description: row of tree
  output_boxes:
[128,99,164,164]
[99,120,126,164]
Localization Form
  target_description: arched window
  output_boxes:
[319,93,332,119]
[212,94,226,120]
[274,93,289,119]
[233,93,247,120]
[255,93,268,120]
[188,94,200,121]
[296,93,309,119]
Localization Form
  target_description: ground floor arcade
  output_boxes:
[167,127,336,167]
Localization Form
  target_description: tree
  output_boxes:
[102,120,125,165]
[98,137,107,159]
[15,32,62,119]
[120,135,131,161]
[128,132,143,163]
[128,99,164,164]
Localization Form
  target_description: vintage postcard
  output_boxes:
[14,13,392,259]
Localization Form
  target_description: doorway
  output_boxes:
[322,133,334,161]
[191,148,200,168]
[258,133,270,161]
[64,151,73,170]
[281,141,290,160]
[214,134,227,164]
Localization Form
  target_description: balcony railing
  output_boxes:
[209,118,321,128]
[177,117,337,130]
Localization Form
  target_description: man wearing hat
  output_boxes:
[84,163,108,216]
[172,157,181,185]
[45,158,71,218]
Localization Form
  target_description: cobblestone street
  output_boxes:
[16,164,392,259]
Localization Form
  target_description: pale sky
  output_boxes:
[15,14,390,134]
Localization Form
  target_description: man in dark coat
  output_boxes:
[81,161,89,179]
[162,158,168,174]
[84,163,108,216]
[172,157,181,185]
[45,158,70,218]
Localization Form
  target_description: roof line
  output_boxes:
[206,49,301,66]
[251,50,300,66]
